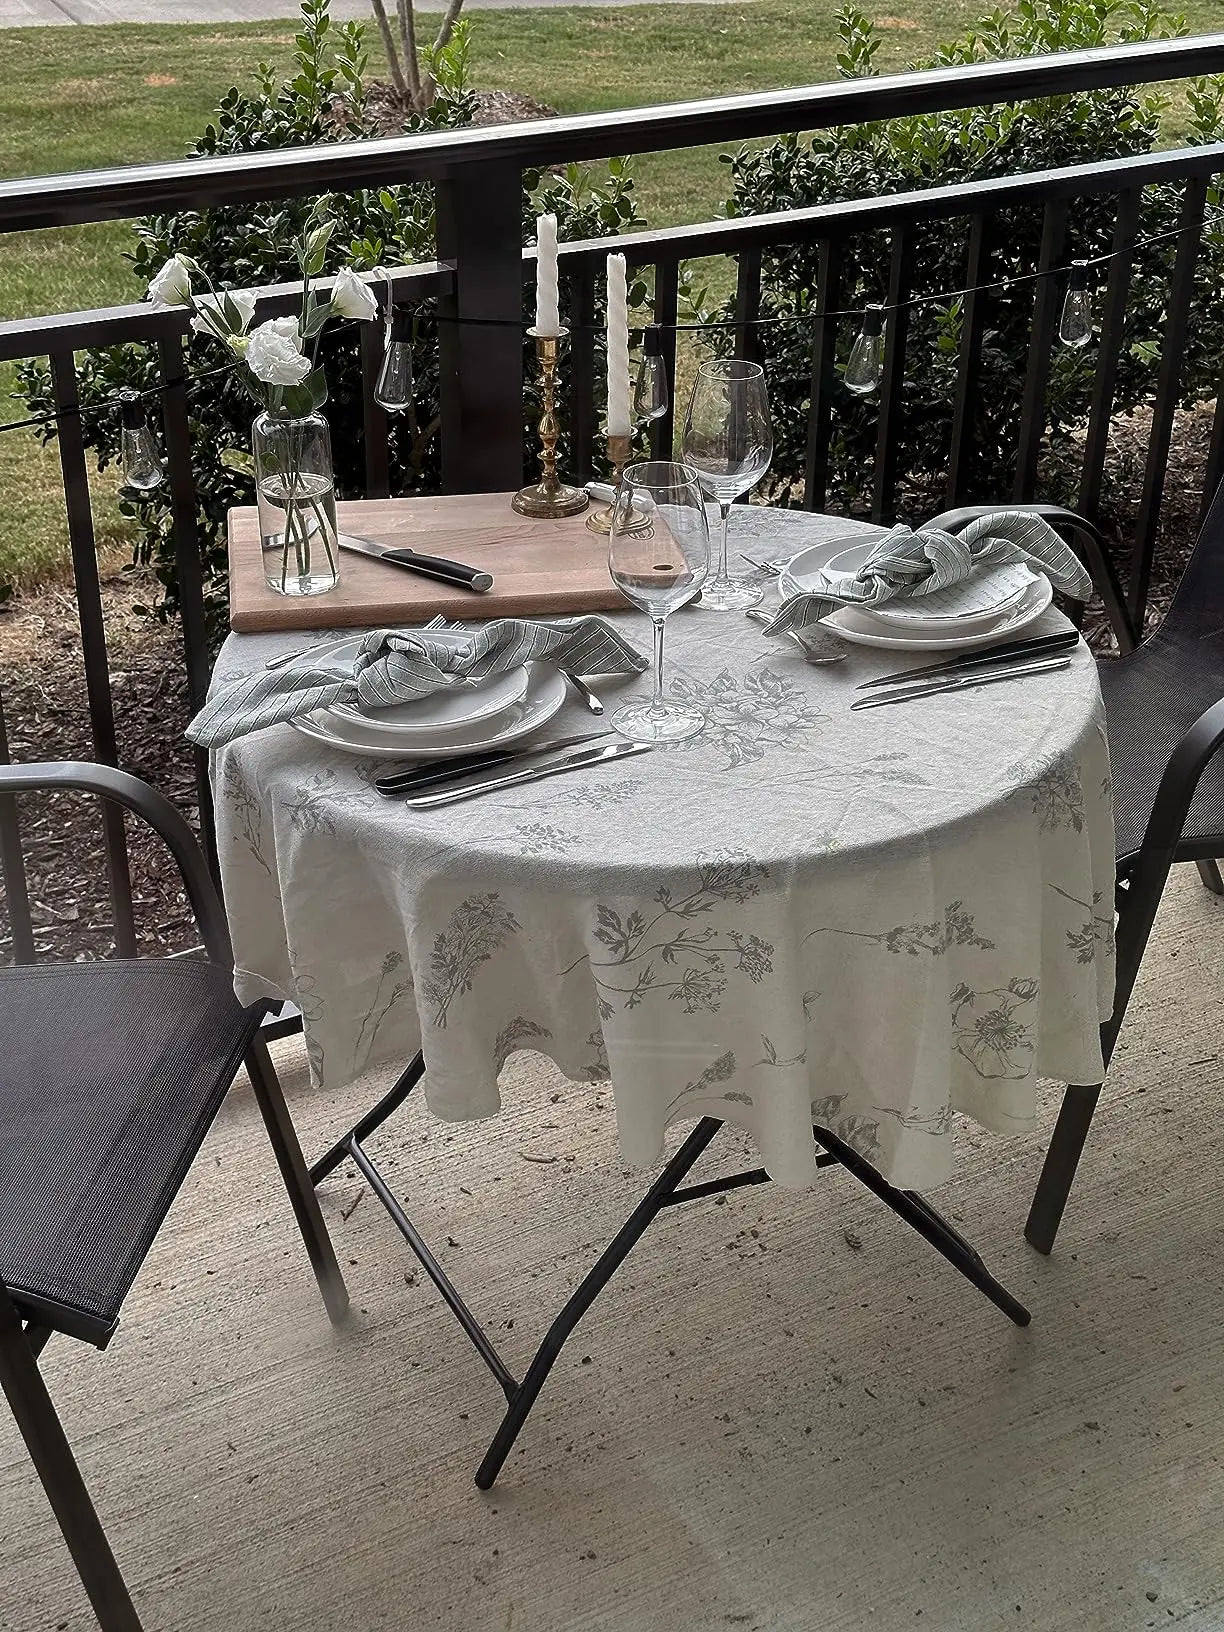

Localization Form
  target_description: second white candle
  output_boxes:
[606,252,631,437]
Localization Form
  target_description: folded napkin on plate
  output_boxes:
[763,511,1093,635]
[187,617,648,750]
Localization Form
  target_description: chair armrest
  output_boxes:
[924,503,1138,655]
[0,761,233,965]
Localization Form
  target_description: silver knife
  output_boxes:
[403,740,651,807]
[375,730,612,795]
[338,534,493,592]
[850,654,1072,711]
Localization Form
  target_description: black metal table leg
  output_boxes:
[473,1117,723,1489]
[815,1124,1031,1327]
[309,1051,426,1185]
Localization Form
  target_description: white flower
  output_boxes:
[245,317,311,387]
[330,266,378,322]
[191,288,257,339]
[147,255,193,309]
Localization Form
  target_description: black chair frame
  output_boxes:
[0,762,348,1632]
[929,502,1224,1255]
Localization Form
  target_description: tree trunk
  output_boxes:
[368,0,408,100]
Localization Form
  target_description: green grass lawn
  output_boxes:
[0,1,1220,585]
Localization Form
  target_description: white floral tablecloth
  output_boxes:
[210,508,1115,1191]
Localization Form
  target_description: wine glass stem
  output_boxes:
[717,501,731,583]
[651,615,667,713]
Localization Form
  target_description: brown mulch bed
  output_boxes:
[0,403,1213,964]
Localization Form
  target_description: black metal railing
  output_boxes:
[3,32,1224,959]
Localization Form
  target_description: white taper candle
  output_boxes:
[606,252,631,437]
[534,214,560,338]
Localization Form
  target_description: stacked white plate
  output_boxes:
[778,538,1054,653]
[291,635,568,760]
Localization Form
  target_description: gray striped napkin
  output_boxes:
[763,511,1093,635]
[187,617,648,750]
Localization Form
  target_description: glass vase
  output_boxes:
[252,410,340,597]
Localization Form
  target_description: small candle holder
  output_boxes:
[512,328,589,519]
[585,433,652,535]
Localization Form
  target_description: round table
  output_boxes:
[211,508,1114,1191]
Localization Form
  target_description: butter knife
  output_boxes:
[855,628,1080,691]
[850,654,1072,711]
[375,730,612,795]
[338,534,493,592]
[402,740,651,807]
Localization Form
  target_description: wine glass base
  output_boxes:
[611,701,706,744]
[698,574,765,611]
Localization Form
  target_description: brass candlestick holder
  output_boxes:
[585,433,652,535]
[512,328,589,519]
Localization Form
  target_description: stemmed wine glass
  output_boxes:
[681,358,773,611]
[607,460,710,743]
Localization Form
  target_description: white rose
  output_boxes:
[191,288,257,338]
[330,266,379,322]
[245,318,311,387]
[147,255,193,309]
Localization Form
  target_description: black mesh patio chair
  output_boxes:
[0,760,348,1632]
[927,496,1224,1255]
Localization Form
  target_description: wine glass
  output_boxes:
[681,358,773,611]
[607,460,709,743]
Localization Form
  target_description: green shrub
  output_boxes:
[716,0,1224,515]
[18,0,642,630]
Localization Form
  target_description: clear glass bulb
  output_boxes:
[118,390,163,493]
[375,309,414,414]
[634,327,669,425]
[1059,261,1094,349]
[844,306,885,396]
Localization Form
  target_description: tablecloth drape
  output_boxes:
[210,510,1114,1191]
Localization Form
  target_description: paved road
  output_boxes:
[2,0,680,21]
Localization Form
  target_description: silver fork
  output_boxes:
[739,552,788,576]
[563,672,604,715]
[746,607,847,664]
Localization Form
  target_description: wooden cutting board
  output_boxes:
[227,491,627,632]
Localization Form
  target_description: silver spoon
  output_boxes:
[563,672,604,714]
[745,607,847,664]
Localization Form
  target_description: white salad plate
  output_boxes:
[292,664,568,760]
[328,663,531,738]
[779,540,1054,652]
[818,541,1035,632]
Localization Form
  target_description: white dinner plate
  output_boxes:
[291,664,569,760]
[328,664,531,738]
[819,541,1035,632]
[779,541,1054,652]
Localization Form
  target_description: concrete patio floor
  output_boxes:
[1,860,1221,1631]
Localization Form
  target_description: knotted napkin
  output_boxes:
[762,511,1093,634]
[187,617,648,750]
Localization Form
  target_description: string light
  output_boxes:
[1059,259,1095,349]
[633,324,669,427]
[374,305,415,414]
[2,203,1221,452]
[844,304,885,395]
[117,388,164,493]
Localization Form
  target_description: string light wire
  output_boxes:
[0,200,1219,444]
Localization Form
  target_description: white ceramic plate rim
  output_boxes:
[291,666,568,759]
[779,541,1054,651]
[328,664,531,737]
[815,541,1035,631]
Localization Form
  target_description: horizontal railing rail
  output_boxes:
[0,36,1223,232]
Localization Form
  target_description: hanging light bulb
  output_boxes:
[1059,259,1094,349]
[633,324,669,428]
[118,389,163,494]
[374,306,415,414]
[844,305,885,396]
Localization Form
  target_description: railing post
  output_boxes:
[435,162,525,494]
